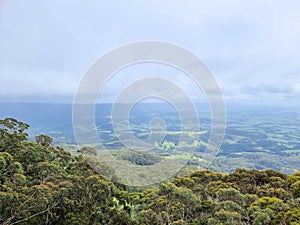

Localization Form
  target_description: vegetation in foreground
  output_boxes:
[1,118,300,225]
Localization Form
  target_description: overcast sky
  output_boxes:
[1,0,300,106]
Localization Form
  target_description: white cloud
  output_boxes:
[0,0,299,104]
[292,83,300,96]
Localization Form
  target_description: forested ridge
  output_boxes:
[1,118,300,225]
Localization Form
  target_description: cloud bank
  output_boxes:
[0,0,299,105]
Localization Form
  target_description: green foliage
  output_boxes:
[290,181,300,198]
[1,118,300,225]
[113,150,161,166]
[287,172,300,186]
[134,168,299,224]
[208,209,243,225]
[288,172,300,198]
[284,208,300,224]
[78,146,97,156]
[35,134,53,147]
[0,118,29,151]
[0,118,133,225]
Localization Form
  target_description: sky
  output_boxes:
[0,0,300,106]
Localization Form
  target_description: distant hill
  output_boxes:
[1,102,300,174]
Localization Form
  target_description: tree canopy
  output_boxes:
[0,118,300,224]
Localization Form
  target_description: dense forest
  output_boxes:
[1,118,300,225]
